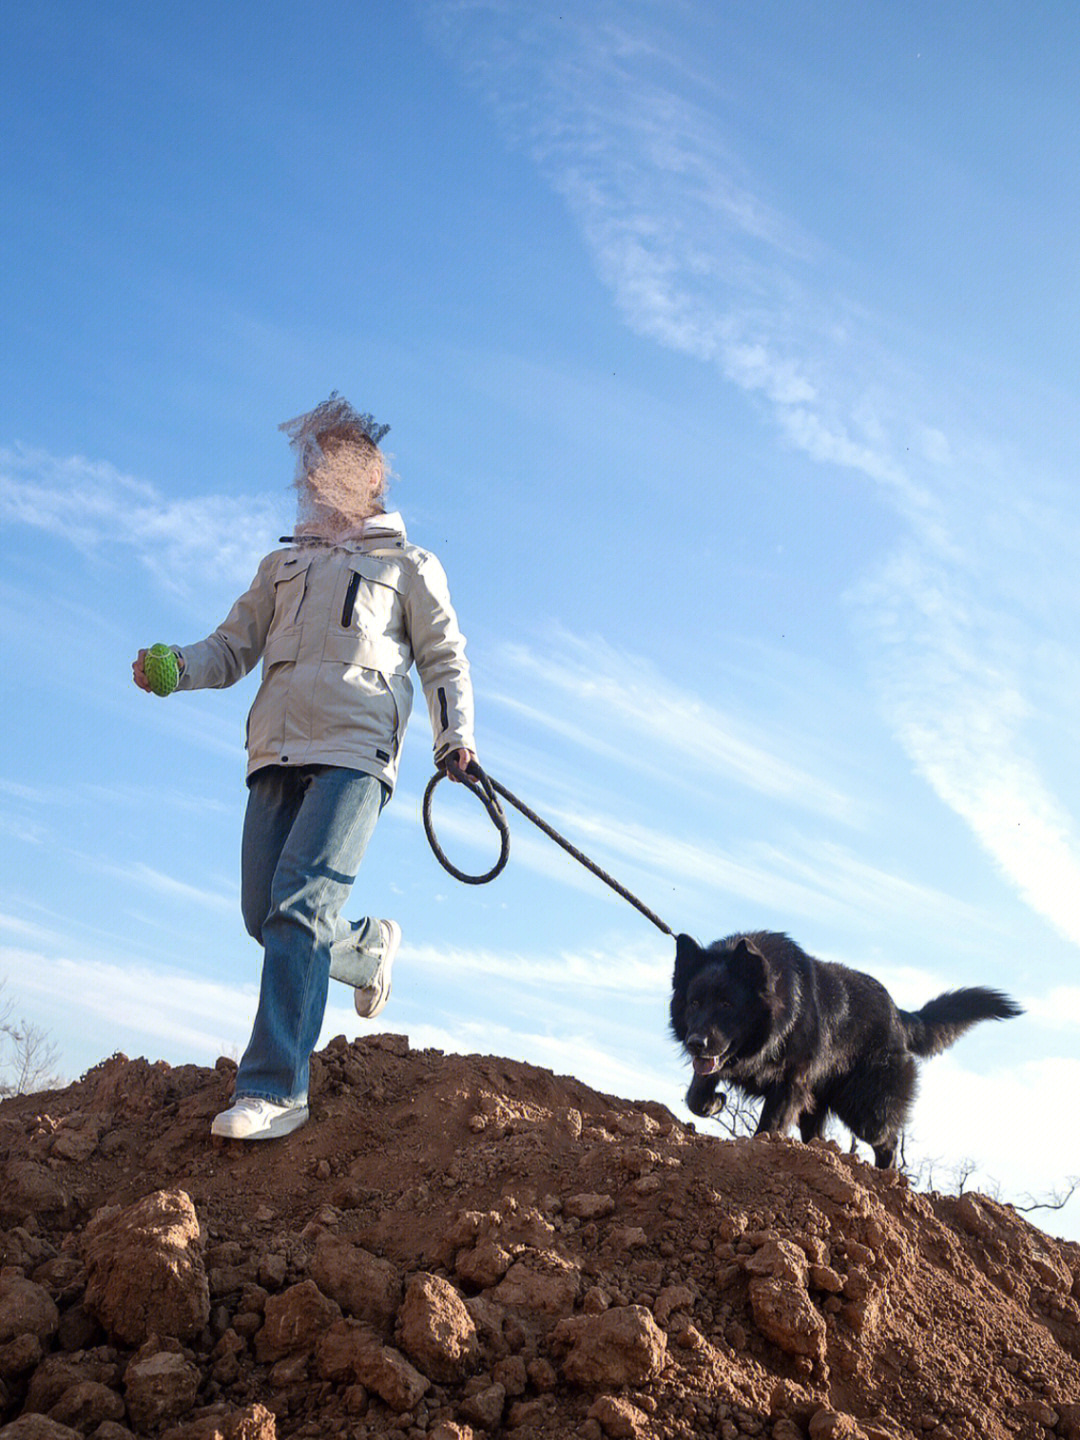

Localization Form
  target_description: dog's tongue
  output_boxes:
[692,1056,720,1076]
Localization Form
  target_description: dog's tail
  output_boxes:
[902,987,1022,1057]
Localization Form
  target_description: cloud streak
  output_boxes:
[0,444,285,598]
[428,1,1080,949]
[855,547,1080,946]
[492,631,859,823]
[424,3,925,510]
[1,950,256,1066]
[83,859,238,915]
[403,936,670,997]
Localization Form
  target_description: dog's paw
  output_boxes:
[686,1075,727,1118]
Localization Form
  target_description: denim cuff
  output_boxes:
[234,1091,308,1109]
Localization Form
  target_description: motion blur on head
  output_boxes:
[278,393,391,543]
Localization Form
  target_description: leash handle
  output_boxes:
[422,760,510,884]
[423,760,674,937]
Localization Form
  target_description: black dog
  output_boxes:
[670,931,1021,1168]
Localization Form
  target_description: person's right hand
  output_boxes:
[444,748,479,783]
[132,649,151,692]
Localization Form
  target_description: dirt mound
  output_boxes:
[1,1035,1078,1440]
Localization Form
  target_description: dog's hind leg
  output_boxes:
[872,1135,899,1169]
[850,1050,915,1169]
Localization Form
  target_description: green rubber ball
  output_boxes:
[145,643,179,697]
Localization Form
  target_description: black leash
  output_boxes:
[422,759,675,938]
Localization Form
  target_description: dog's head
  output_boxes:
[670,932,776,1076]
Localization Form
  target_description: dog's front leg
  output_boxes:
[798,1104,828,1143]
[686,1072,727,1118]
[754,1086,801,1137]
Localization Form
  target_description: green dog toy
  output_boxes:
[144,643,180,697]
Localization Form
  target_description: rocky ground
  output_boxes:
[1,1034,1079,1440]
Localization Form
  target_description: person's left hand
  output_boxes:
[445,748,478,782]
[132,648,151,692]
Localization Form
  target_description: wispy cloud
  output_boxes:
[398,768,977,938]
[0,814,49,845]
[0,777,60,804]
[0,774,231,817]
[493,799,971,930]
[428,2,1080,951]
[0,912,68,946]
[491,631,859,823]
[84,859,238,915]
[854,547,1080,947]
[1,950,256,1065]
[0,444,286,597]
[402,938,669,997]
[423,3,921,506]
[77,781,232,816]
[1021,985,1080,1031]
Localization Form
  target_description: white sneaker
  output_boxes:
[211,1096,309,1140]
[354,919,401,1018]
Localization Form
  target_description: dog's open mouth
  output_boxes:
[691,1055,721,1076]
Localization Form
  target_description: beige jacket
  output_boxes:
[174,514,474,790]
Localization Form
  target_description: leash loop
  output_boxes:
[422,760,674,937]
[422,760,510,885]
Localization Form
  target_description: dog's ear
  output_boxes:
[731,936,771,993]
[673,933,705,991]
[670,934,702,1041]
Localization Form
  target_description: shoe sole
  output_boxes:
[211,1106,310,1141]
[354,921,400,1018]
[355,983,392,1019]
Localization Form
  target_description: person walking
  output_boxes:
[133,393,477,1140]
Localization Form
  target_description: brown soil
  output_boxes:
[1,1035,1078,1440]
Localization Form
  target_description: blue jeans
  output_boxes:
[235,765,390,1106]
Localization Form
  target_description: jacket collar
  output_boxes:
[279,512,408,552]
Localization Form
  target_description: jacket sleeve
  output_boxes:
[174,553,277,691]
[403,551,476,761]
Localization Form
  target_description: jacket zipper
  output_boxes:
[341,571,361,628]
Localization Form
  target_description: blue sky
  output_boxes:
[3,1,1078,1238]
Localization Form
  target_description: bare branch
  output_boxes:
[955,1157,978,1196]
[1012,1178,1080,1215]
[708,1088,762,1140]
[0,979,64,1097]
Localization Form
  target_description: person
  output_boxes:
[132,393,477,1141]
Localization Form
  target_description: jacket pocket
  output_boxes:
[262,628,302,670]
[386,673,413,757]
[341,554,407,632]
[317,658,413,758]
[323,630,407,675]
[272,554,314,628]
